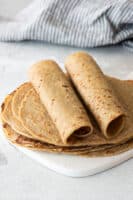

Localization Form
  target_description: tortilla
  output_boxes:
[2,123,133,157]
[20,88,63,145]
[12,83,32,117]
[1,91,33,139]
[65,52,125,139]
[1,77,133,147]
[28,60,93,144]
[1,82,94,146]
[1,56,133,157]
[15,78,133,145]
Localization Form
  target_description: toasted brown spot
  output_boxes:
[3,123,7,128]
[62,84,69,88]
[1,103,5,111]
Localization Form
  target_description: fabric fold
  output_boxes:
[65,52,125,139]
[0,0,133,50]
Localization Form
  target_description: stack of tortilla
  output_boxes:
[1,52,133,157]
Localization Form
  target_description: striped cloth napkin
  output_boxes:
[0,0,133,49]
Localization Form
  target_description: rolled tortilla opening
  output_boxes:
[106,114,125,138]
[66,126,91,143]
[65,51,126,139]
[28,60,93,144]
[73,126,91,138]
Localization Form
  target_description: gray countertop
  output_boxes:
[0,41,133,200]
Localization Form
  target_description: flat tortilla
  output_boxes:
[12,83,32,117]
[2,123,133,157]
[20,88,62,145]
[1,91,33,139]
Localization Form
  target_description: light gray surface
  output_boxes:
[0,41,133,200]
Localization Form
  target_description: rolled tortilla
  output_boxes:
[28,60,93,144]
[65,52,125,139]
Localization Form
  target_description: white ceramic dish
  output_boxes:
[1,127,133,177]
[17,146,133,177]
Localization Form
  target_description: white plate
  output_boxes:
[1,128,133,177]
[17,146,133,177]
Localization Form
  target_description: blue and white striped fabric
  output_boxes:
[0,0,133,49]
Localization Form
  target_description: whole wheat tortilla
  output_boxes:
[18,77,133,145]
[2,84,63,145]
[28,60,93,144]
[1,77,133,148]
[2,123,133,157]
[1,91,33,139]
[12,83,32,117]
[65,52,125,139]
[1,83,95,146]
[1,78,133,156]
[20,88,63,145]
[2,85,94,146]
[2,83,105,146]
